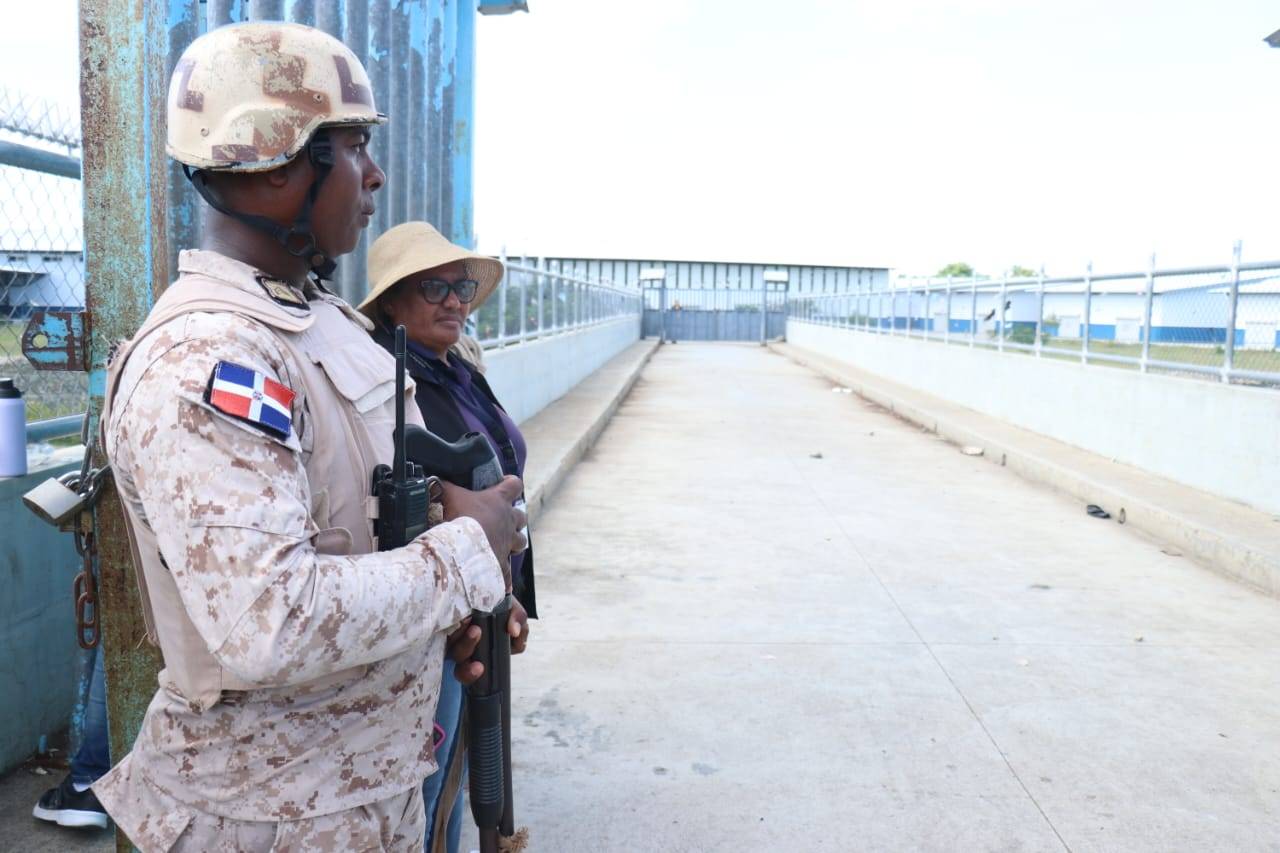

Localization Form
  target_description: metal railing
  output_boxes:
[470,253,642,348]
[788,244,1280,387]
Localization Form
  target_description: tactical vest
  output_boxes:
[103,266,420,712]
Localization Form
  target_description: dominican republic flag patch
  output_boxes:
[205,360,295,439]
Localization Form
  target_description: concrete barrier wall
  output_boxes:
[0,459,83,773]
[787,322,1280,516]
[482,316,642,425]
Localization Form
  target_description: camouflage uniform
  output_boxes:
[94,249,505,851]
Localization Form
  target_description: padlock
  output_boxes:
[23,475,88,528]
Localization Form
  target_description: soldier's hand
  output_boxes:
[440,475,528,575]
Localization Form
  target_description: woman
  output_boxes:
[362,221,536,853]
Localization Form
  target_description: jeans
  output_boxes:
[422,659,465,853]
[70,645,110,786]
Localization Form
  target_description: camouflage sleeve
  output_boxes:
[116,320,505,686]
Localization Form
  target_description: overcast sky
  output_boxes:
[6,1,1279,276]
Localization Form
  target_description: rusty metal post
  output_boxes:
[368,0,393,237]
[345,0,373,305]
[167,1,202,283]
[208,0,247,25]
[249,0,285,19]
[388,0,411,227]
[408,0,428,222]
[437,0,457,239]
[311,0,356,301]
[80,1,172,849]
[449,0,474,246]
[288,0,316,24]
[315,0,341,34]
[426,0,447,226]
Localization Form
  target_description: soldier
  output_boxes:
[92,22,525,851]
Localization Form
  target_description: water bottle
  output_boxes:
[0,378,27,477]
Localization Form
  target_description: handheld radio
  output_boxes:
[371,325,431,551]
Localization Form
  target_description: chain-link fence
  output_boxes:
[789,246,1280,387]
[0,87,86,423]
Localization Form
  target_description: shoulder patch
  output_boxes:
[255,275,310,309]
[205,360,296,438]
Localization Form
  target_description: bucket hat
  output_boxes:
[360,221,504,318]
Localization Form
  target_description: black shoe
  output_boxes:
[32,775,109,829]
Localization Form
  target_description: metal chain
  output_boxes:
[72,524,99,650]
[68,413,112,649]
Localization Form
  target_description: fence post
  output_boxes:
[551,261,558,330]
[969,278,977,347]
[944,277,952,345]
[923,280,931,341]
[1082,261,1093,365]
[998,272,1008,353]
[496,246,509,345]
[659,281,668,344]
[1035,265,1045,357]
[1139,253,1156,373]
[1223,240,1242,383]
[536,257,545,335]
[760,282,768,345]
[782,284,789,341]
[517,259,528,343]
[81,0,172,813]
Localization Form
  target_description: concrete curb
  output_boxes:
[522,339,659,527]
[772,342,1280,597]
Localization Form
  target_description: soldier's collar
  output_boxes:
[255,274,310,310]
[177,250,312,314]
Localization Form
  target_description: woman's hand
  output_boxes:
[508,598,529,655]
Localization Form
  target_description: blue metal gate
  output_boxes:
[642,285,788,342]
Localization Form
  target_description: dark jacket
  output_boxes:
[373,326,537,618]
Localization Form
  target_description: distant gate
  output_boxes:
[642,285,788,342]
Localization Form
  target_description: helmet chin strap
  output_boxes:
[184,131,338,280]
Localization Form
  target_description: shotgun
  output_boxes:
[404,422,517,853]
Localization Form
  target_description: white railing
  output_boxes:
[471,252,642,349]
[788,244,1280,387]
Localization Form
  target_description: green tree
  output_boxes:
[936,262,974,278]
[1009,265,1037,278]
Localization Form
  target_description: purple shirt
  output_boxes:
[410,341,529,583]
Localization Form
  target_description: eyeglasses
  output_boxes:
[417,279,479,305]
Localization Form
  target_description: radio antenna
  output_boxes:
[394,324,407,485]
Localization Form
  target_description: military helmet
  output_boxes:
[167,21,384,173]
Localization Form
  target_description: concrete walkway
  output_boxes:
[493,342,1280,852]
